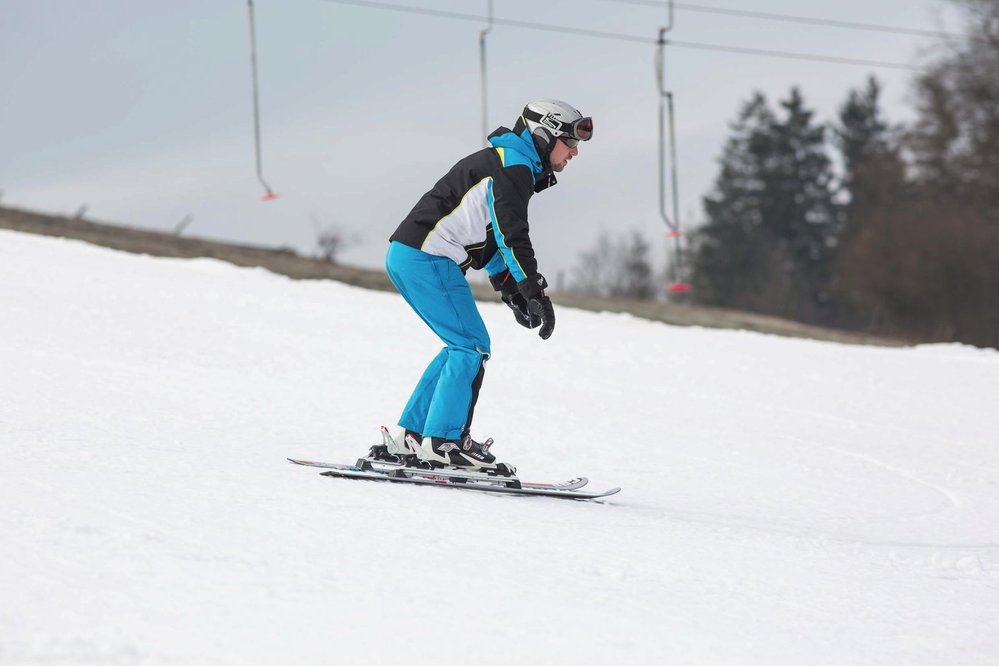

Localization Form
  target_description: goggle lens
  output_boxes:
[573,117,593,141]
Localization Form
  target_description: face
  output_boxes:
[549,137,579,172]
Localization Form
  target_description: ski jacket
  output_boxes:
[389,126,556,283]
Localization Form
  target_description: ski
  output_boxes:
[287,458,590,492]
[314,465,621,501]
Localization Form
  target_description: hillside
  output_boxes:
[0,204,904,347]
[2,228,997,664]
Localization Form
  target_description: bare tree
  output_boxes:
[312,212,358,264]
[569,231,658,299]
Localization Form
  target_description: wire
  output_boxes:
[601,0,963,41]
[666,38,918,70]
[321,0,648,43]
[321,0,921,70]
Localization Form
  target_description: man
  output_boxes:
[385,99,593,469]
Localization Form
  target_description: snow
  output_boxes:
[2,228,998,665]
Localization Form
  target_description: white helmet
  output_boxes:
[520,99,593,153]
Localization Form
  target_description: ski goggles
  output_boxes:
[559,135,581,149]
[523,110,594,145]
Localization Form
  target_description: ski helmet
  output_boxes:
[518,99,593,156]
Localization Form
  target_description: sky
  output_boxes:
[0,0,965,284]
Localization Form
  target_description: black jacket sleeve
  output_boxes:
[489,164,537,282]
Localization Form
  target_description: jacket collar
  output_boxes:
[487,126,544,175]
[487,126,557,192]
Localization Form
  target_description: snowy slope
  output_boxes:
[2,229,998,665]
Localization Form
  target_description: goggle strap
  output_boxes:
[523,108,592,141]
[521,109,570,136]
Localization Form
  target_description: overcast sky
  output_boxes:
[0,0,964,284]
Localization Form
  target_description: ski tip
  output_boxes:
[576,487,622,500]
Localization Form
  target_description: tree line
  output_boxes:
[572,0,999,348]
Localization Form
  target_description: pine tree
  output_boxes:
[766,88,841,308]
[834,77,906,216]
[830,77,909,329]
[691,89,840,321]
[691,93,773,309]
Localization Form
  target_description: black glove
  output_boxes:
[517,274,556,340]
[490,270,541,329]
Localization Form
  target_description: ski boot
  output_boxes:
[422,434,499,471]
[367,427,425,466]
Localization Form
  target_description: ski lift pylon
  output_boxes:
[247,0,279,201]
[655,2,690,295]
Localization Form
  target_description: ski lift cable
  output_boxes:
[602,0,965,41]
[319,0,922,71]
[247,0,278,201]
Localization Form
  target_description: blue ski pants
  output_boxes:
[385,241,491,440]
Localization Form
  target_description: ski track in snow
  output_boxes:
[2,230,999,665]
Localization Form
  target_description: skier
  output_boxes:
[385,99,593,469]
